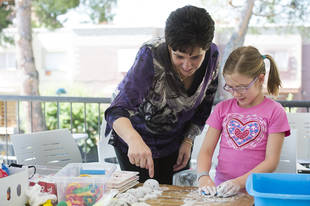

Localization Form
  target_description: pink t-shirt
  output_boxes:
[206,97,290,185]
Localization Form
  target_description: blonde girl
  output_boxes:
[197,46,290,197]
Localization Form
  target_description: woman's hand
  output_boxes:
[198,176,217,196]
[173,138,192,172]
[127,137,154,178]
[217,179,241,197]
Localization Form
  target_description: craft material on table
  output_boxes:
[144,185,254,206]
[106,171,140,192]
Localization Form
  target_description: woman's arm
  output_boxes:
[113,117,154,178]
[105,46,154,135]
[104,46,155,177]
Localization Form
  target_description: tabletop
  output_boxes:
[144,185,254,206]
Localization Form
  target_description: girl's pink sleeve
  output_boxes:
[269,105,291,137]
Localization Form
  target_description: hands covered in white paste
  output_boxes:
[127,137,154,178]
[198,176,217,196]
[173,139,192,171]
[216,179,240,197]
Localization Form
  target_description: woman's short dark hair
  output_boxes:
[165,5,215,53]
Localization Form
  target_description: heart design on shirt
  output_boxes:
[235,128,249,139]
[226,118,261,148]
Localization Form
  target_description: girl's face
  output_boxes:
[169,46,206,80]
[224,73,265,108]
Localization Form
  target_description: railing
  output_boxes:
[0,95,112,163]
[1,95,310,164]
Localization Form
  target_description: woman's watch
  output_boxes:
[197,171,209,181]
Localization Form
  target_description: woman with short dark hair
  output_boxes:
[105,5,219,184]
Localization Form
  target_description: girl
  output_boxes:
[197,46,290,197]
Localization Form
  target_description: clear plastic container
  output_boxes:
[246,173,310,206]
[54,162,117,205]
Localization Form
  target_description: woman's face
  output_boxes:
[169,46,206,80]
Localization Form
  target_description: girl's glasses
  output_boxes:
[223,77,258,94]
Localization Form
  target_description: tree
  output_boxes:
[201,0,310,100]
[11,0,117,132]
[15,0,46,132]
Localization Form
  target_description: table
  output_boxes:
[144,185,254,206]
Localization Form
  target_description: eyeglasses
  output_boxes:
[223,77,258,94]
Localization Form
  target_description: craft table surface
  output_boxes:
[143,185,254,206]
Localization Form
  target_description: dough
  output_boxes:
[132,203,151,206]
[108,199,131,206]
[143,179,159,190]
[117,192,138,203]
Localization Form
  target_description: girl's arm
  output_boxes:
[233,132,285,188]
[197,126,221,188]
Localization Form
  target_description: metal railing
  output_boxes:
[0,95,112,163]
[1,95,310,164]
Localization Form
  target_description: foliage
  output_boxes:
[44,102,104,154]
[32,0,80,29]
[81,0,117,23]
[32,0,117,29]
[253,0,310,26]
[0,3,13,45]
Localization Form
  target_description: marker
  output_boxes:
[80,169,106,175]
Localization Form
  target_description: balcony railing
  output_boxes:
[0,95,310,164]
[0,95,111,163]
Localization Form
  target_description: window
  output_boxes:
[44,52,67,71]
[117,49,138,73]
[0,52,16,70]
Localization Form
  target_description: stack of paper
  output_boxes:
[106,171,139,192]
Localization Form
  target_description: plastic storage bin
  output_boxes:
[246,173,310,206]
[0,167,28,206]
[54,162,117,205]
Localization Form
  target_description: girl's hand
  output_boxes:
[173,139,192,172]
[127,138,154,178]
[198,176,217,196]
[217,179,241,197]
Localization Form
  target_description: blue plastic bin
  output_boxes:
[246,173,310,206]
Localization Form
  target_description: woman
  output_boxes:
[105,5,219,184]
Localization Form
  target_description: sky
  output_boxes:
[62,0,205,27]
[112,0,204,27]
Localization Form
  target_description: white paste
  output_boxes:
[115,178,166,204]
[143,179,159,190]
[117,192,138,203]
[131,203,151,206]
[108,198,131,206]
[182,189,245,206]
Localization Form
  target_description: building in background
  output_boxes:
[0,26,308,101]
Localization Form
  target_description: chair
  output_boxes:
[11,129,82,167]
[284,112,310,173]
[97,119,118,164]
